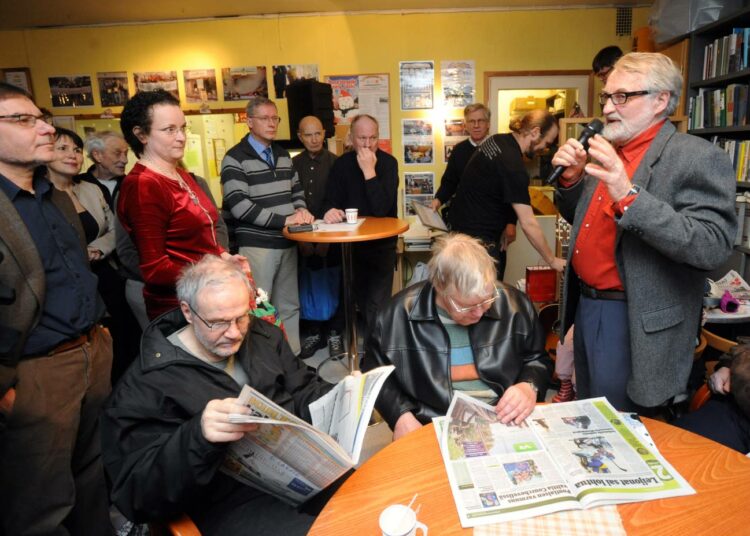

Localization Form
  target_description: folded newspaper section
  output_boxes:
[222,365,394,506]
[435,393,695,528]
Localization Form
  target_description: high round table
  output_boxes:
[308,419,750,535]
[283,217,408,371]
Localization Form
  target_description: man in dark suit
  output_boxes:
[552,52,736,412]
[0,82,113,534]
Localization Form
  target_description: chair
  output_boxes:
[149,515,201,536]
[689,383,712,412]
[701,328,737,354]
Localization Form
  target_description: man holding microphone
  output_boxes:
[551,52,736,413]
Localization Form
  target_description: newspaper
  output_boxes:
[712,270,750,303]
[311,218,365,232]
[434,393,694,528]
[223,365,394,506]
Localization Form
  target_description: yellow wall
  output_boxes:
[0,8,648,206]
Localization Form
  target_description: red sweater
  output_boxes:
[118,164,224,318]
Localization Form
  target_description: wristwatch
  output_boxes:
[525,381,539,394]
[626,183,641,197]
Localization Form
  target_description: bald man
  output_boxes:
[292,116,342,359]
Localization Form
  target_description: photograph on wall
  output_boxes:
[404,193,434,216]
[441,60,475,108]
[444,117,469,163]
[222,66,268,101]
[325,73,391,140]
[3,68,33,98]
[133,71,180,101]
[183,69,218,103]
[402,119,433,165]
[48,75,94,108]
[400,61,434,110]
[405,172,434,195]
[272,64,319,99]
[96,71,129,107]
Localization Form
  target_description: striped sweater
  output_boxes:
[221,134,307,249]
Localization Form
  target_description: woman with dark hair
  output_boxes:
[47,127,139,382]
[117,90,248,319]
[47,128,116,260]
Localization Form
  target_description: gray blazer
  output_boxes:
[557,121,737,407]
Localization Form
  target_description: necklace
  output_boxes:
[140,159,218,247]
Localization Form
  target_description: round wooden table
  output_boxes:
[308,419,750,535]
[283,217,409,371]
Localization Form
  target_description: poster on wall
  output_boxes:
[399,61,434,110]
[133,71,180,101]
[97,72,129,107]
[2,68,33,98]
[325,74,391,137]
[271,64,319,99]
[441,60,475,108]
[183,69,218,103]
[444,117,468,163]
[48,75,94,108]
[402,119,433,165]
[222,66,268,101]
[405,172,434,195]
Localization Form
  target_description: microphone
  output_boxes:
[546,118,604,185]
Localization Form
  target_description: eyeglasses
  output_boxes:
[189,304,251,332]
[157,125,190,136]
[599,90,655,106]
[251,116,282,125]
[466,119,488,126]
[595,67,612,82]
[0,113,45,128]
[447,287,500,313]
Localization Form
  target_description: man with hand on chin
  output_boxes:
[322,114,398,333]
[362,233,551,440]
[552,52,736,413]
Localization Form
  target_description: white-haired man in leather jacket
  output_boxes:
[362,233,552,440]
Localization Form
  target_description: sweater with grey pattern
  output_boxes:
[220,134,307,249]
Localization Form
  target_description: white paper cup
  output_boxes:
[379,504,428,536]
[345,208,358,224]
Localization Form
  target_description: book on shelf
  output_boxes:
[690,84,750,129]
[711,136,750,182]
[702,27,750,80]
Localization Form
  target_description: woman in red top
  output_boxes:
[118,89,244,319]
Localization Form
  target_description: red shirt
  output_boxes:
[118,164,224,318]
[570,120,665,290]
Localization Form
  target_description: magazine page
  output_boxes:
[308,365,394,464]
[222,385,353,506]
[529,398,695,507]
[439,393,581,527]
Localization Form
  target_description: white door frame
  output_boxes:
[486,71,593,133]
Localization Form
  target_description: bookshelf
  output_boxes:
[687,6,750,189]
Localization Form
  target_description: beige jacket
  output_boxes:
[73,180,116,256]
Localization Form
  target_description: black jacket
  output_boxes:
[100,309,332,524]
[361,281,552,428]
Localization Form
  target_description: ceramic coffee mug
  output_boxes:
[379,504,428,536]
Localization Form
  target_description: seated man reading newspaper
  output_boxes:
[101,254,351,535]
[362,233,552,440]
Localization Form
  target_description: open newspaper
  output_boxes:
[222,365,394,506]
[434,393,694,527]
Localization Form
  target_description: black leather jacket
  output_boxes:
[362,281,551,428]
